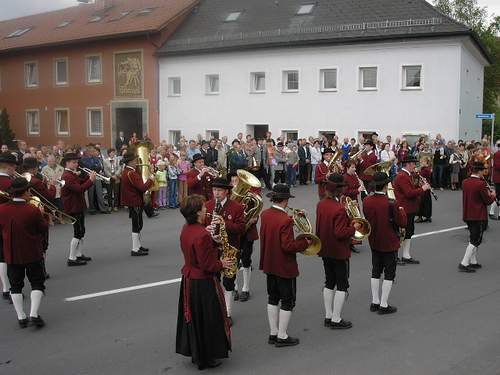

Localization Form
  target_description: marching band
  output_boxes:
[0,134,498,372]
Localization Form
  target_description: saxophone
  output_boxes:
[210,200,239,278]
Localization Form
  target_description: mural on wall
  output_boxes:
[115,51,143,98]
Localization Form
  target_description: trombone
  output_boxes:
[78,167,111,183]
[286,206,321,256]
[12,172,76,225]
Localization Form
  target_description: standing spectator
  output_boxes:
[287,144,299,187]
[433,141,448,190]
[266,139,276,184]
[216,140,228,178]
[449,145,462,191]
[310,140,322,183]
[380,143,397,179]
[256,138,271,189]
[178,151,191,202]
[15,140,27,163]
[115,131,128,151]
[35,150,47,169]
[274,142,287,184]
[1,145,8,153]
[167,154,181,208]
[199,141,209,161]
[297,139,311,185]
[103,149,122,211]
[206,139,218,168]
[129,132,138,146]
[81,146,108,214]
[41,154,64,209]
[229,140,247,174]
[221,136,231,153]
[340,138,351,161]
[397,141,410,169]
[186,140,200,162]
[155,161,168,209]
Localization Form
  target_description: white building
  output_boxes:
[158,0,491,144]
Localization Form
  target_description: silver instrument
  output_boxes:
[78,167,111,183]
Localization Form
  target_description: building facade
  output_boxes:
[158,0,491,143]
[0,0,197,147]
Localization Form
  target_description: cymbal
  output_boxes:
[363,160,393,176]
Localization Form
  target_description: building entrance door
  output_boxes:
[246,124,269,139]
[116,108,143,140]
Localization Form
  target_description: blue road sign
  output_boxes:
[475,113,495,120]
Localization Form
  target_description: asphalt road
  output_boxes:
[1,184,499,375]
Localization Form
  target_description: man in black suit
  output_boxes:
[297,139,311,185]
[115,131,128,151]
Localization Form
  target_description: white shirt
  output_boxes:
[310,147,322,165]
[401,168,411,176]
[271,204,287,213]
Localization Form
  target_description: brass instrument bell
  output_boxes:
[286,207,321,256]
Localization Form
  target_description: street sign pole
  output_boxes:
[491,115,495,149]
[476,113,496,148]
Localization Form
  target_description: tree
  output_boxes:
[0,108,16,148]
[434,1,499,140]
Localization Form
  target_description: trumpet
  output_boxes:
[78,167,111,183]
[202,166,221,178]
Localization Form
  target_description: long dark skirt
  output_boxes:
[418,191,432,218]
[176,278,230,367]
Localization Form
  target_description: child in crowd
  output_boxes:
[167,154,182,208]
[177,151,191,203]
[155,160,168,209]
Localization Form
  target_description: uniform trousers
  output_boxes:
[72,212,86,239]
[129,207,144,233]
[7,261,45,294]
[240,236,253,268]
[371,250,397,281]
[322,257,350,291]
[466,220,486,247]
[266,274,296,311]
[405,214,416,239]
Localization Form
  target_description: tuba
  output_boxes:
[231,169,263,230]
[340,196,371,240]
[286,207,321,256]
[327,149,343,173]
[363,160,396,200]
[135,141,159,204]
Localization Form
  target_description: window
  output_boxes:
[87,108,103,136]
[206,130,220,140]
[89,16,103,23]
[169,130,181,145]
[359,67,378,90]
[250,72,266,93]
[137,7,157,15]
[6,27,32,38]
[297,4,315,15]
[320,69,337,91]
[56,21,71,29]
[25,62,38,88]
[26,110,40,135]
[168,77,181,96]
[206,74,220,94]
[225,12,241,22]
[55,58,68,85]
[282,130,298,142]
[86,55,102,83]
[55,109,70,136]
[283,70,299,92]
[402,65,422,89]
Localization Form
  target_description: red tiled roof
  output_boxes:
[0,0,198,52]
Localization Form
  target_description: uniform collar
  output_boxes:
[12,198,26,202]
[217,197,228,207]
[401,168,411,176]
[367,150,373,155]
[470,174,481,179]
[0,172,10,177]
[323,160,329,166]
[271,204,287,213]
[65,168,77,173]
[374,191,386,195]
[125,166,135,171]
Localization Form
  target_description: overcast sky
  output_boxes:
[0,0,498,22]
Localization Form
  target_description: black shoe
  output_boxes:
[370,303,380,312]
[415,217,423,223]
[2,291,11,303]
[139,247,149,252]
[67,259,87,266]
[324,318,332,327]
[458,263,476,273]
[402,257,420,265]
[468,263,482,269]
[101,210,111,215]
[18,318,29,328]
[378,305,398,315]
[233,291,239,301]
[489,214,498,220]
[44,273,50,280]
[428,218,432,223]
[239,291,250,302]
[397,258,406,266]
[275,336,300,347]
[131,249,148,256]
[150,212,159,218]
[268,335,278,345]
[88,211,97,215]
[77,254,92,261]
[330,319,353,329]
[227,317,233,327]
[29,315,45,328]
[198,360,222,370]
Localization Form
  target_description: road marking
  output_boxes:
[413,225,466,238]
[64,278,182,302]
[65,225,467,302]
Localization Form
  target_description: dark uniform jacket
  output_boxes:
[462,176,495,221]
[186,168,213,200]
[259,207,309,278]
[205,198,245,249]
[393,169,423,214]
[363,193,407,252]
[0,200,48,264]
[61,169,93,214]
[316,198,354,260]
[120,166,153,207]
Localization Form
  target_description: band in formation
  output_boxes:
[0,136,498,371]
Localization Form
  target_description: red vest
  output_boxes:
[186,169,213,200]
[0,201,48,264]
[205,198,245,249]
[180,223,222,279]
[462,176,495,221]
[363,194,407,252]
[393,170,423,214]
[259,207,308,278]
[314,163,328,199]
[315,198,354,259]
[61,170,93,214]
[120,167,153,207]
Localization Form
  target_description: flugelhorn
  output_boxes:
[202,166,221,177]
[340,196,371,240]
[286,207,321,256]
